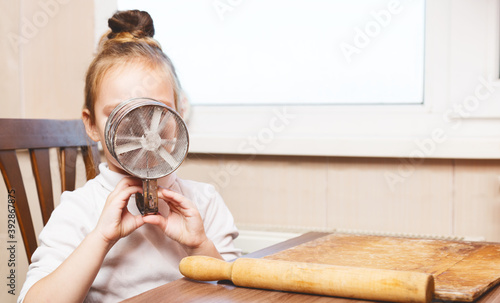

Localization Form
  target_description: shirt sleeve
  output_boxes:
[17,188,99,303]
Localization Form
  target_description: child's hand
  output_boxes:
[95,177,145,246]
[143,188,212,255]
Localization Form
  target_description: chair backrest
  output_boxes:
[0,119,100,263]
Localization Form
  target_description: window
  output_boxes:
[110,0,500,159]
[118,0,425,106]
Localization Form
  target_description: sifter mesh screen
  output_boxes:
[106,99,189,179]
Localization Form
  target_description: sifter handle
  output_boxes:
[139,179,158,215]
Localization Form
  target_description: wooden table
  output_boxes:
[121,232,500,303]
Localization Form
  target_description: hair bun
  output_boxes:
[107,10,155,39]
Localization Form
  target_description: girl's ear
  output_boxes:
[82,109,100,142]
[178,93,191,123]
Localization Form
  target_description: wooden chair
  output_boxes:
[0,119,100,263]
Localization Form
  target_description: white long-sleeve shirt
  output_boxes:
[18,163,241,302]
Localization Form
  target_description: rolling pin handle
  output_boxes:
[179,256,233,281]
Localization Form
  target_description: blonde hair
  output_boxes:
[84,10,184,123]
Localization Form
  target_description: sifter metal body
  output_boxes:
[104,97,189,215]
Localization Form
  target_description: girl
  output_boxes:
[18,10,240,303]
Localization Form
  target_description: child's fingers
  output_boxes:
[113,177,142,191]
[157,187,194,210]
[146,188,207,248]
[115,185,142,201]
[123,210,146,229]
[106,177,142,206]
[95,177,147,244]
[142,214,166,228]
[106,186,142,212]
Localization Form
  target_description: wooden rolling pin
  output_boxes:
[179,256,434,303]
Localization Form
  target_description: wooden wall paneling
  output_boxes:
[0,0,22,118]
[454,159,500,241]
[326,157,454,236]
[178,154,329,229]
[22,0,94,119]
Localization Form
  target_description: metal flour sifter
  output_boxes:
[104,97,189,215]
